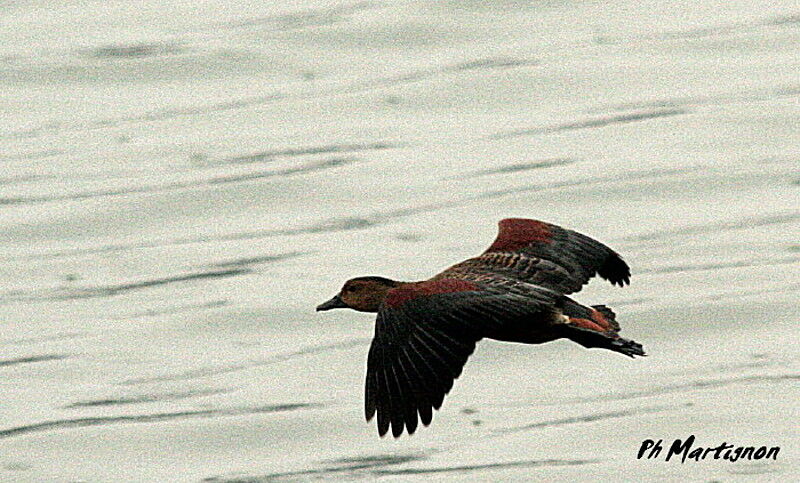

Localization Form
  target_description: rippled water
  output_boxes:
[1,1,798,481]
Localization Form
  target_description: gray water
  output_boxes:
[1,1,798,481]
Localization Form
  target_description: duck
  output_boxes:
[317,218,645,438]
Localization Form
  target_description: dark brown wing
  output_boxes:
[366,278,555,437]
[438,218,630,295]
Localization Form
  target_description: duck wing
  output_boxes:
[366,278,555,437]
[437,218,630,295]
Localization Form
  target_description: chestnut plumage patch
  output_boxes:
[568,317,607,333]
[590,308,613,331]
[385,279,480,308]
[485,218,553,252]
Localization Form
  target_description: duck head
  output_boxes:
[316,276,401,313]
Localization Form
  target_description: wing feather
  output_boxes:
[387,363,407,437]
[376,367,391,436]
[437,218,630,294]
[364,279,554,437]
[393,354,421,434]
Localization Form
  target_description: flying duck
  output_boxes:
[317,218,645,437]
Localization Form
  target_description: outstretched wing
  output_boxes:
[438,218,630,295]
[366,278,555,437]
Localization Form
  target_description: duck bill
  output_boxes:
[316,294,347,311]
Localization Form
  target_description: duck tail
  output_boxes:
[562,325,646,358]
[558,300,645,358]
